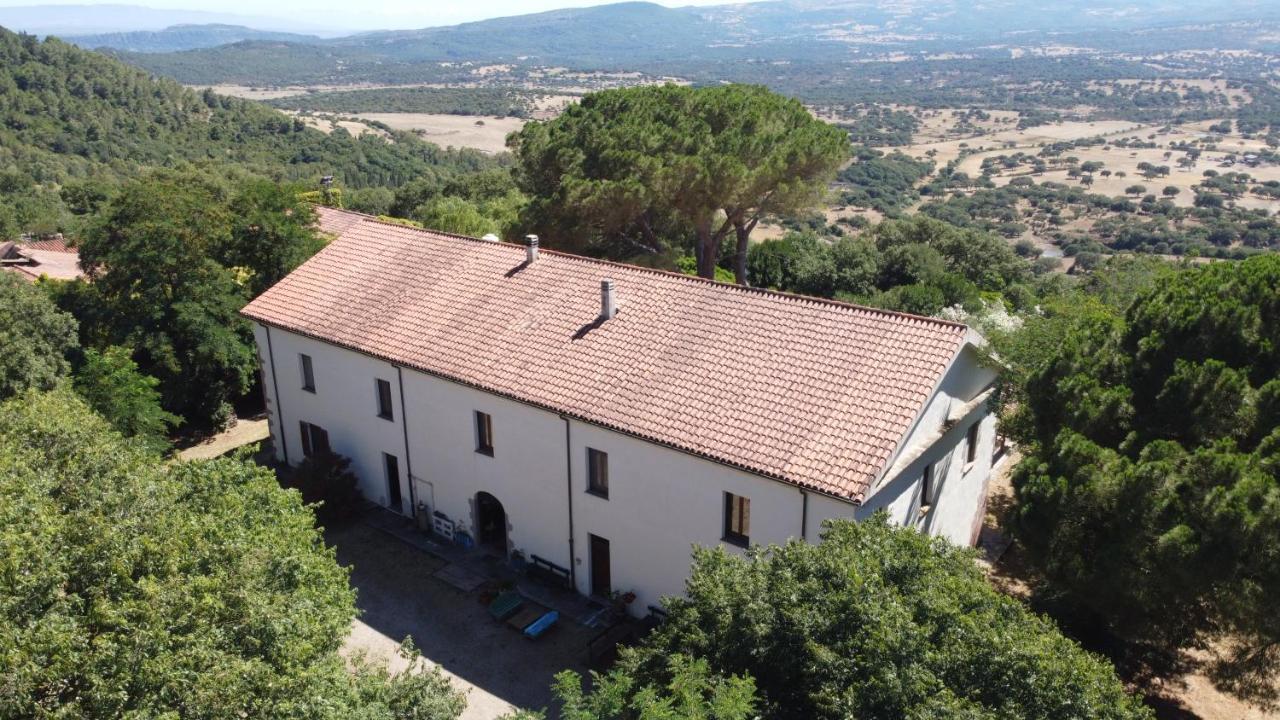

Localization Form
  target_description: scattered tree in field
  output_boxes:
[0,389,466,718]
[613,516,1152,720]
[1162,185,1180,197]
[0,273,78,399]
[747,216,1033,315]
[509,84,847,282]
[999,254,1280,705]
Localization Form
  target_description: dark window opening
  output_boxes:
[300,354,315,392]
[475,411,493,455]
[587,448,609,498]
[965,422,980,465]
[299,421,330,457]
[723,492,750,546]
[921,463,936,510]
[376,378,394,420]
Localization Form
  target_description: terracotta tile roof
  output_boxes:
[22,238,75,253]
[0,238,83,282]
[246,209,970,501]
[316,205,369,236]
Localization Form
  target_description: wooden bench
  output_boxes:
[527,554,571,589]
[488,591,523,621]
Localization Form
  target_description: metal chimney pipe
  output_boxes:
[600,279,617,320]
[525,234,539,262]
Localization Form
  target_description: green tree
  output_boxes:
[0,389,467,718]
[1003,254,1280,704]
[223,179,324,296]
[78,172,257,430]
[73,346,181,453]
[290,450,364,523]
[548,654,757,720]
[619,516,1151,720]
[0,272,78,399]
[413,195,503,237]
[509,84,846,282]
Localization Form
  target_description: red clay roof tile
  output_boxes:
[247,208,969,501]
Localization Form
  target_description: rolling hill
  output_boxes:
[0,4,335,36]
[0,27,496,238]
[65,24,321,53]
[101,0,1280,87]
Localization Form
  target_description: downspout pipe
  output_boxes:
[264,325,289,464]
[800,489,809,542]
[396,365,415,513]
[563,416,577,590]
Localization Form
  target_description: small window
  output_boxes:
[587,448,608,498]
[920,463,935,509]
[376,379,394,420]
[300,354,315,392]
[723,492,750,546]
[475,411,493,455]
[299,421,330,458]
[965,422,980,465]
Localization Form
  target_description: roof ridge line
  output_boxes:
[337,208,970,332]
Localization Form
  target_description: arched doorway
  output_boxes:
[475,491,507,555]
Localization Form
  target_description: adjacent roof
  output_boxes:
[316,206,368,237]
[246,208,970,501]
[0,237,83,282]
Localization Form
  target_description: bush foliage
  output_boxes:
[1001,254,1280,702]
[614,516,1151,720]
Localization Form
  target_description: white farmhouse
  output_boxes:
[242,207,999,613]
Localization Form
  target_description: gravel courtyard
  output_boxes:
[329,522,595,719]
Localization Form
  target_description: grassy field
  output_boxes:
[352,113,526,154]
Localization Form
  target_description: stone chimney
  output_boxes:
[600,279,617,320]
[525,234,539,262]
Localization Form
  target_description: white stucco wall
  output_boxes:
[566,420,811,613]
[253,323,996,612]
[858,344,999,546]
[256,326,411,511]
[400,369,571,570]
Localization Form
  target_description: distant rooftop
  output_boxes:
[0,237,83,282]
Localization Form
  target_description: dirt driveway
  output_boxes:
[329,522,593,718]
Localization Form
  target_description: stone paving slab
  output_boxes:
[434,562,488,593]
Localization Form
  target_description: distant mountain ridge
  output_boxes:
[66,24,321,53]
[60,0,1280,86]
[0,4,339,36]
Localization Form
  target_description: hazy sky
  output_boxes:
[0,0,741,32]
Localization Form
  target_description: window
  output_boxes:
[375,378,394,420]
[299,421,330,457]
[965,422,980,465]
[920,463,936,510]
[723,492,750,546]
[587,448,608,498]
[475,411,493,455]
[300,354,315,392]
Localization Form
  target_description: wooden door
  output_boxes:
[589,534,611,597]
[384,453,402,512]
